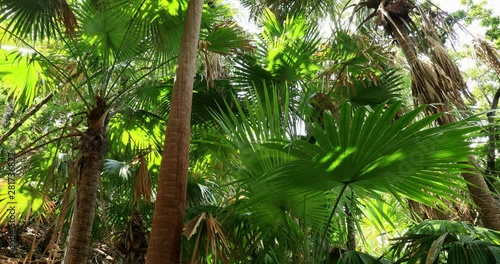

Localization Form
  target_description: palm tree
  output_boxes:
[1,0,251,261]
[146,0,204,263]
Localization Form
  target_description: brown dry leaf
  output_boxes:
[133,155,152,204]
[183,212,207,239]
[473,37,500,75]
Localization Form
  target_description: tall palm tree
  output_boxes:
[145,0,203,263]
[1,0,251,261]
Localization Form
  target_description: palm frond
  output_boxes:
[0,178,55,224]
[473,37,500,76]
[253,102,477,244]
[103,159,131,181]
[390,220,500,264]
[0,47,52,108]
[183,210,231,263]
[233,8,321,90]
[0,0,77,41]
[201,21,253,55]
[75,0,143,64]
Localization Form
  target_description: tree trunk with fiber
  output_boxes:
[146,0,203,263]
[463,157,500,230]
[64,96,109,263]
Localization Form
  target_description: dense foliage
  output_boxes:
[0,0,499,263]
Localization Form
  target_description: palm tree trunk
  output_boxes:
[345,205,356,251]
[390,14,500,230]
[463,157,500,230]
[486,87,500,188]
[146,0,203,263]
[64,97,108,263]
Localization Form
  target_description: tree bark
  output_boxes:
[486,87,500,188]
[463,157,500,230]
[345,205,356,251]
[146,0,203,263]
[64,97,108,263]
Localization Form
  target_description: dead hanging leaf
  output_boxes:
[183,212,231,263]
[198,40,211,51]
[133,155,152,204]
[473,37,500,76]
[203,51,227,88]
[183,212,207,239]
[58,0,78,36]
[380,4,471,124]
[421,16,473,107]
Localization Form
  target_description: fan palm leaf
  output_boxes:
[233,8,321,91]
[0,0,77,41]
[212,82,478,262]
[0,178,55,224]
[390,220,500,264]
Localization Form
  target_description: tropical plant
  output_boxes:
[1,0,499,263]
[201,82,481,262]
[390,220,500,264]
[146,0,204,263]
[0,0,250,262]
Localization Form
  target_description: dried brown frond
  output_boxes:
[473,37,500,76]
[410,57,456,124]
[184,212,207,240]
[202,51,227,89]
[183,212,231,263]
[380,4,471,123]
[133,155,152,204]
[421,16,473,107]
[58,0,78,36]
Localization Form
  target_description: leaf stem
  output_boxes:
[321,183,348,247]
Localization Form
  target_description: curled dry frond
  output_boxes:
[378,1,472,123]
[473,37,500,76]
[183,212,231,263]
[421,15,473,106]
[133,155,151,204]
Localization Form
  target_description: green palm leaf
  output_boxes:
[0,178,55,224]
[244,101,477,245]
[267,102,475,204]
[390,220,500,264]
[0,47,52,108]
[0,0,76,41]
[233,8,320,90]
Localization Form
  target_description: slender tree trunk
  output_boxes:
[64,97,108,263]
[486,87,500,189]
[463,157,500,230]
[146,0,203,263]
[345,205,356,251]
[390,14,500,230]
